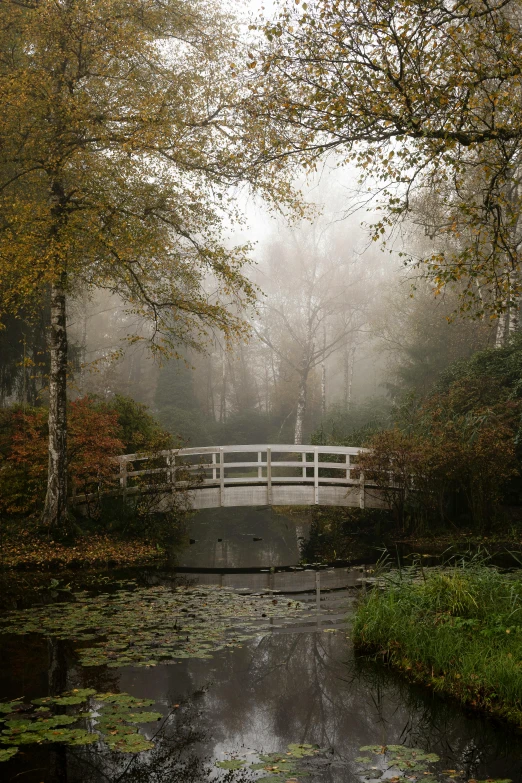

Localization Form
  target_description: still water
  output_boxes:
[1,508,521,782]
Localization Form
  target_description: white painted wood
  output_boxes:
[117,444,367,461]
[314,447,319,504]
[76,443,389,511]
[219,447,224,507]
[267,447,272,505]
[359,469,365,509]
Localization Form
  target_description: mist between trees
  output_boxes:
[2,0,522,536]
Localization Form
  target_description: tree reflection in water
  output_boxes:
[3,590,522,782]
[49,698,209,783]
[182,629,522,782]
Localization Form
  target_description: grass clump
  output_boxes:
[353,561,522,726]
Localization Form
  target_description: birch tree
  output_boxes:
[0,0,291,526]
[255,225,365,444]
[250,0,522,323]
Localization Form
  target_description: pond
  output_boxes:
[1,508,521,783]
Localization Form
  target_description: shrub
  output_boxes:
[0,399,124,519]
[102,395,173,453]
[357,377,519,532]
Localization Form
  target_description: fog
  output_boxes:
[38,165,487,451]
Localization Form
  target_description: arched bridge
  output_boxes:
[78,445,388,511]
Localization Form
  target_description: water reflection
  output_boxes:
[178,506,310,568]
[2,583,521,782]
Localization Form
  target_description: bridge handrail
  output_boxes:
[73,444,390,510]
[115,444,367,462]
[104,444,372,503]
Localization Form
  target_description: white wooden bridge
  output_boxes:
[76,444,387,510]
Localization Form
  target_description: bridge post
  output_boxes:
[167,452,175,491]
[266,447,272,505]
[359,469,365,509]
[345,453,350,481]
[219,447,224,507]
[258,451,262,480]
[119,458,128,502]
[314,447,319,504]
[212,452,217,482]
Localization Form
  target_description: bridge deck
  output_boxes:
[74,444,388,510]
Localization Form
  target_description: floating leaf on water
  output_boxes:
[215,759,246,770]
[0,703,20,714]
[0,747,18,762]
[0,586,309,668]
[0,689,163,758]
[43,729,98,746]
[2,732,44,745]
[286,743,320,758]
[104,733,153,753]
[121,711,161,723]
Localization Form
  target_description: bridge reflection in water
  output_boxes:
[176,566,366,594]
[108,444,388,511]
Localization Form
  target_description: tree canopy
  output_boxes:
[252,0,522,320]
[0,0,283,345]
[0,0,293,525]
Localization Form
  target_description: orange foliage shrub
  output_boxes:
[358,377,520,531]
[0,397,123,518]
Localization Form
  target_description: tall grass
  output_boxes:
[353,560,522,725]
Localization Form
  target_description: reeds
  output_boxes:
[353,556,522,725]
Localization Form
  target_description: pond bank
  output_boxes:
[0,533,165,570]
[1,564,521,782]
[353,564,522,728]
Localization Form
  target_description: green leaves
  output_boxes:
[33,688,97,706]
[354,744,511,783]
[103,734,154,753]
[0,689,164,762]
[0,748,18,761]
[215,759,246,770]
[254,0,522,321]
[215,744,325,779]
[0,585,307,669]
[355,744,441,781]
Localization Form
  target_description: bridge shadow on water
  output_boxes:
[178,506,309,569]
[174,505,367,592]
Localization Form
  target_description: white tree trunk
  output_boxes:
[321,361,326,418]
[347,350,354,406]
[42,274,68,527]
[294,371,308,445]
[508,281,519,336]
[343,344,349,407]
[495,309,507,348]
[219,351,227,423]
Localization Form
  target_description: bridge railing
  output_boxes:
[106,444,370,506]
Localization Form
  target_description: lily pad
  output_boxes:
[215,759,246,770]
[0,688,164,761]
[213,743,327,779]
[105,733,153,753]
[0,747,18,762]
[0,703,20,714]
[0,586,309,669]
